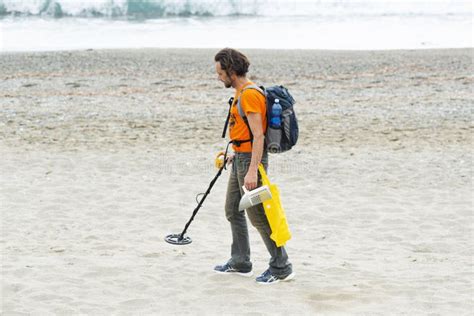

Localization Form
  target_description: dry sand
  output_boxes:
[0,48,473,315]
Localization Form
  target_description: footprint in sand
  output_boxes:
[65,82,82,88]
[22,83,37,88]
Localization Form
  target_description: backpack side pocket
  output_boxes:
[266,126,282,153]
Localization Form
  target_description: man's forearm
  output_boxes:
[249,135,264,172]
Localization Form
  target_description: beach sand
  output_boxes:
[1,48,472,315]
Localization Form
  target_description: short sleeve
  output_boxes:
[240,89,266,116]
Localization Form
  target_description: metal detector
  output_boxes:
[165,162,227,245]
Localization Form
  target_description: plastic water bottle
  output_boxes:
[270,99,282,128]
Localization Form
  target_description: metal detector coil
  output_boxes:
[165,233,192,245]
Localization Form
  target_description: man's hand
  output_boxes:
[226,153,235,166]
[244,168,258,190]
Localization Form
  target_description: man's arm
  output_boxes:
[244,112,264,190]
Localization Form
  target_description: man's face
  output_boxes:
[216,62,232,88]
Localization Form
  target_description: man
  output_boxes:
[213,48,294,284]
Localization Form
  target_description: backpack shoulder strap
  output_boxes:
[236,84,265,119]
[221,97,234,139]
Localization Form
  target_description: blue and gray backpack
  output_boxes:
[222,85,299,153]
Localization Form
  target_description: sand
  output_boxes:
[0,48,472,315]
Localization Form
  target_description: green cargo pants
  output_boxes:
[225,151,293,277]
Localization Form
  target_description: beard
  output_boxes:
[220,77,232,88]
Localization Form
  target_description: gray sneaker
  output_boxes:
[255,269,295,284]
[214,263,253,277]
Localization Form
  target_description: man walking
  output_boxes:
[213,48,294,284]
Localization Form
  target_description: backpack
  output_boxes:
[222,84,298,153]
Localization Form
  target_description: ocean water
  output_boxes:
[0,0,472,52]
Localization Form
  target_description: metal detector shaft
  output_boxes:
[177,163,226,240]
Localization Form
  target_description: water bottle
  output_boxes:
[270,99,282,128]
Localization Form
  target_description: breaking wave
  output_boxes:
[0,0,471,19]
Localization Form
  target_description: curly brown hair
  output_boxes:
[214,48,250,78]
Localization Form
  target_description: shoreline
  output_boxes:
[2,46,473,54]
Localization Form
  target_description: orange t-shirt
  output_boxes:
[229,82,267,153]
